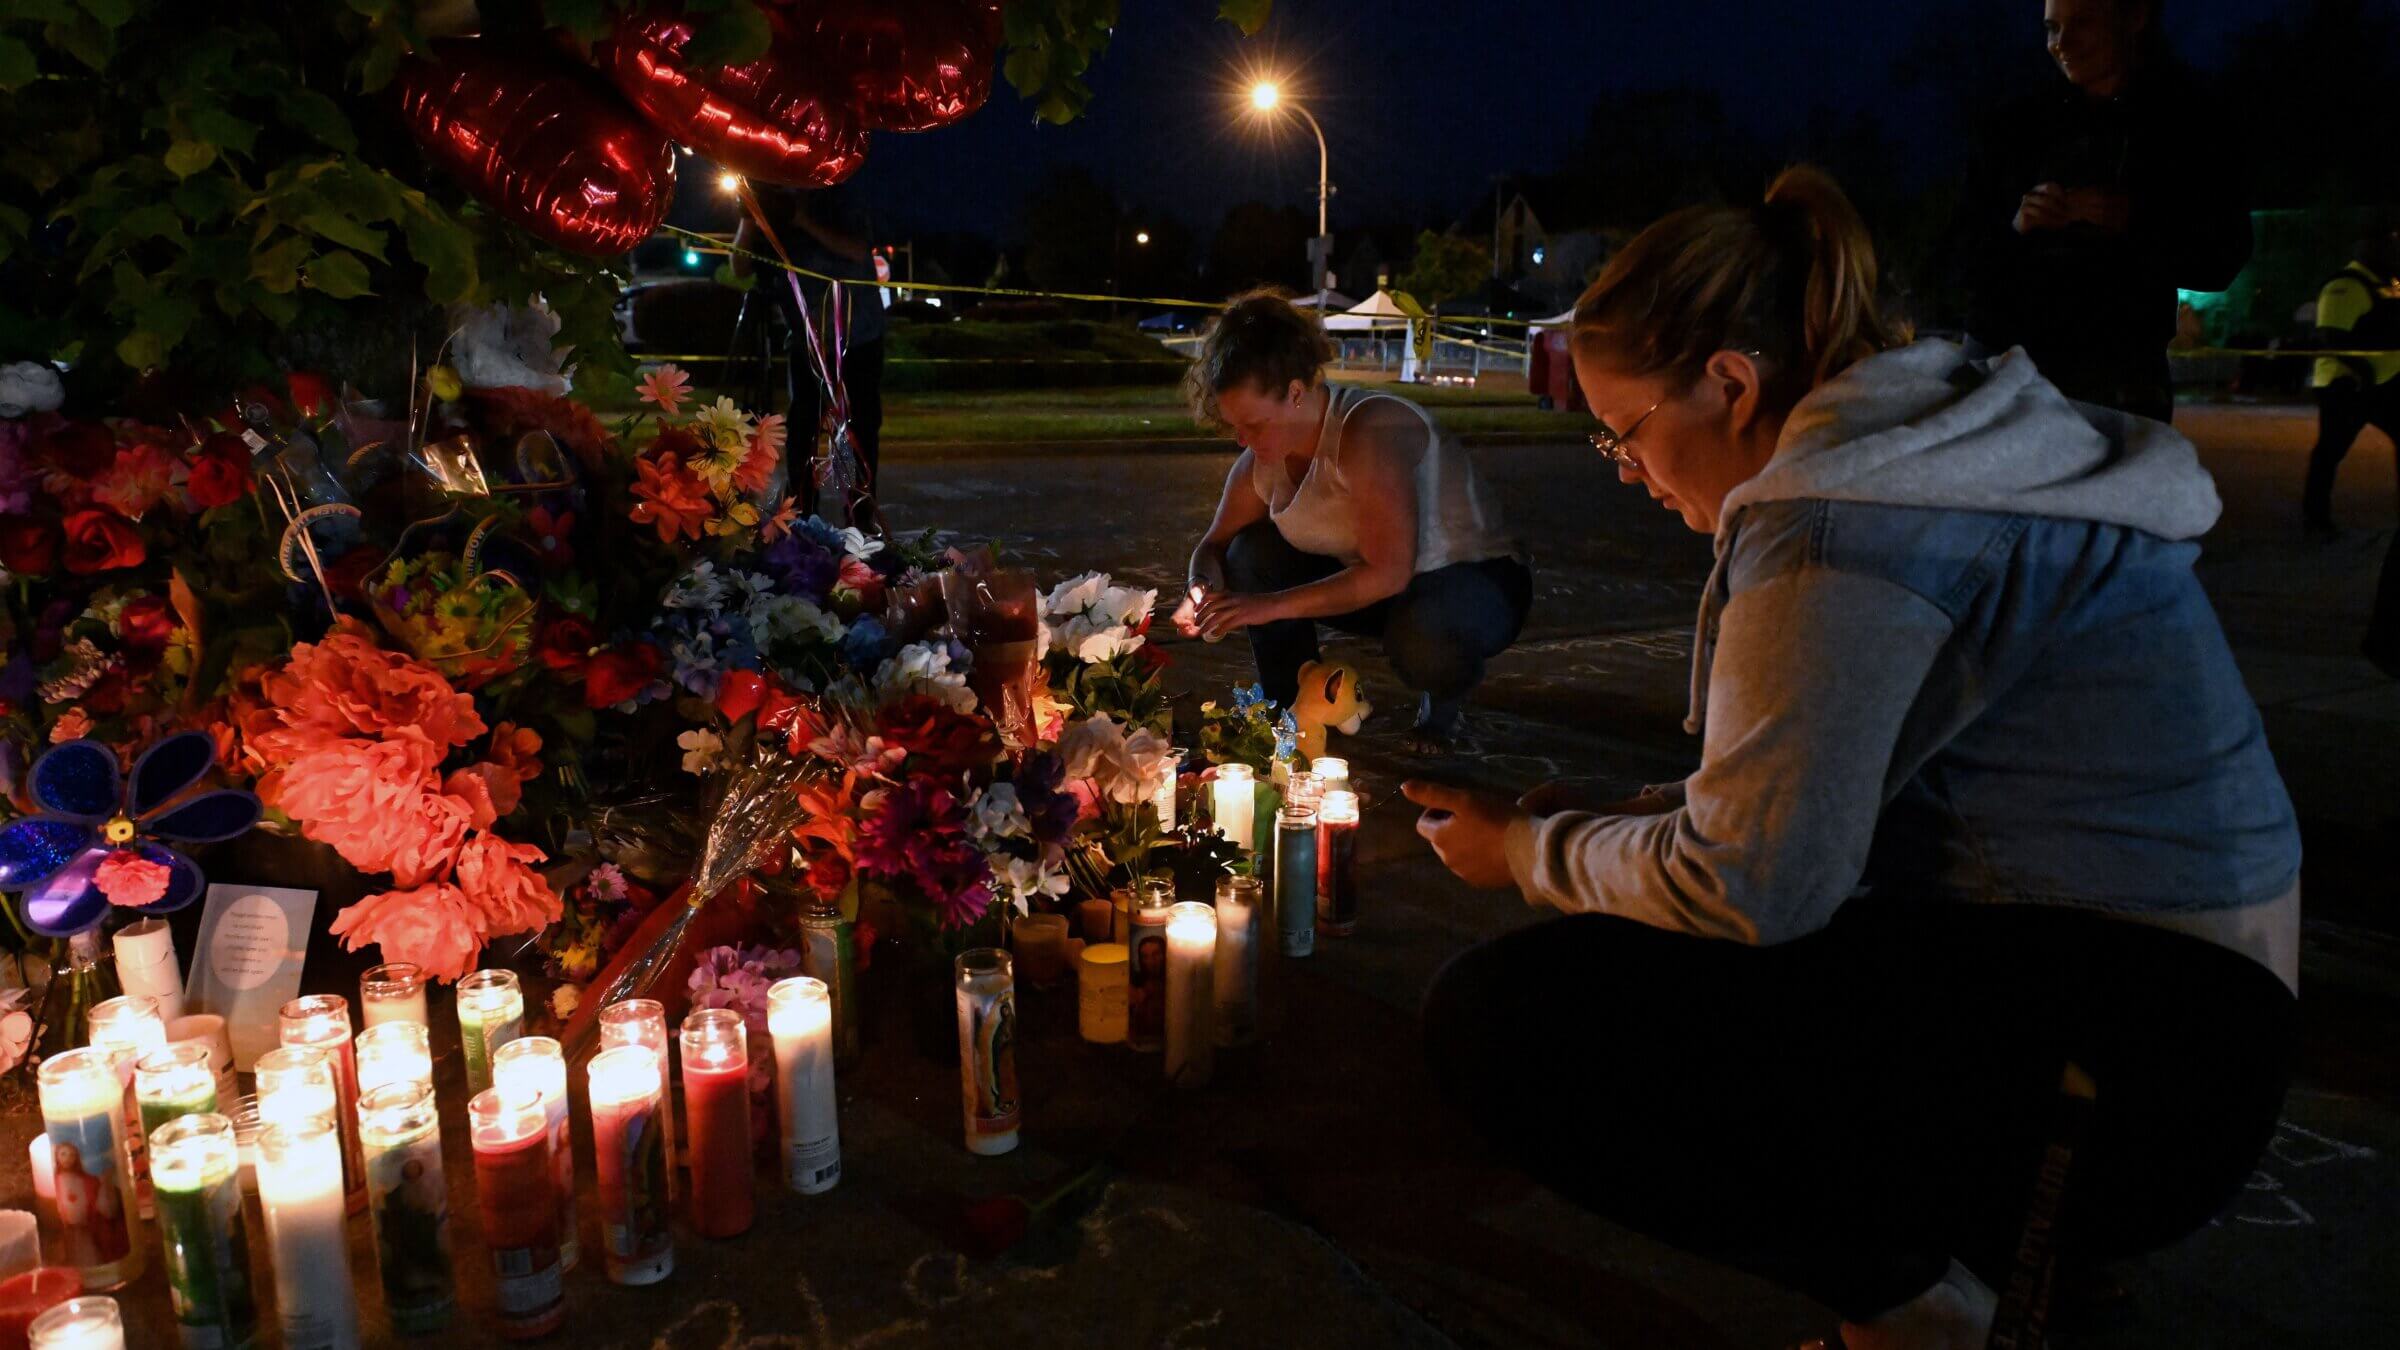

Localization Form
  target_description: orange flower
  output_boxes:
[252,627,485,764]
[453,832,559,936]
[636,364,692,416]
[266,738,448,877]
[737,414,784,495]
[485,722,544,785]
[329,883,486,983]
[628,452,712,544]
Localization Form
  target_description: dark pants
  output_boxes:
[1222,519,1532,717]
[2303,380,2400,527]
[1421,903,2293,1322]
[786,334,885,520]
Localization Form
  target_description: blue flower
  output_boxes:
[838,614,893,670]
[1231,682,1272,714]
[0,733,260,937]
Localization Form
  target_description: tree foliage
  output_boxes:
[1396,229,1486,308]
[0,0,1273,407]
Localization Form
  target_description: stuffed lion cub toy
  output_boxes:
[1291,660,1372,762]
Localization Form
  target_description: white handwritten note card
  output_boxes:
[185,883,317,1070]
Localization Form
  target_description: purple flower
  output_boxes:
[1012,753,1079,847]
[688,942,803,1040]
[762,533,838,601]
[857,779,994,930]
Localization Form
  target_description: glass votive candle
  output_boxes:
[148,1112,256,1349]
[679,1009,754,1238]
[455,970,525,1097]
[1164,901,1217,1088]
[1009,913,1073,989]
[597,999,676,1202]
[85,995,167,1073]
[278,993,364,1212]
[492,1036,577,1273]
[1309,756,1350,788]
[359,962,428,1028]
[468,1087,564,1338]
[256,1115,359,1348]
[953,948,1020,1156]
[765,978,840,1196]
[26,1295,123,1349]
[251,1046,336,1130]
[132,1042,217,1137]
[1317,787,1362,938]
[587,1047,673,1286]
[1283,770,1326,812]
[1210,763,1257,852]
[357,1081,456,1334]
[357,1021,434,1095]
[35,1048,143,1291]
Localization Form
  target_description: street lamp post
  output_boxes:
[1249,82,1332,314]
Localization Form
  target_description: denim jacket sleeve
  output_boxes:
[1504,567,1954,943]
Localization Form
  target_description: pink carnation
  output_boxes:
[266,738,458,882]
[93,851,170,908]
[443,762,523,827]
[329,883,486,983]
[256,628,485,758]
[453,832,559,937]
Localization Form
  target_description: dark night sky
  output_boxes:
[683,0,2272,245]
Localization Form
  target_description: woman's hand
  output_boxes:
[1171,586,1205,639]
[1195,589,1285,641]
[1402,781,1526,890]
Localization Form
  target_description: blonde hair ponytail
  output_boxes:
[1572,165,1905,403]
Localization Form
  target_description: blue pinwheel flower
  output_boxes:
[0,732,261,937]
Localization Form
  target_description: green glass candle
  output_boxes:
[454,970,524,1096]
[359,1081,456,1334]
[150,1112,258,1349]
[135,1042,219,1139]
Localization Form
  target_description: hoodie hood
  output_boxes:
[1724,338,2220,539]
[1681,340,2221,733]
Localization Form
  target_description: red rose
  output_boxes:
[536,615,598,675]
[286,372,333,418]
[583,642,662,708]
[60,509,146,574]
[185,434,254,509]
[0,519,58,575]
[877,694,1000,774]
[118,595,175,652]
[715,670,769,723]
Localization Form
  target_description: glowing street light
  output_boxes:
[1241,76,1331,310]
[1135,231,1151,246]
[716,171,741,194]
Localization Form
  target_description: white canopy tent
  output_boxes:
[1292,289,1359,312]
[1323,288,1427,332]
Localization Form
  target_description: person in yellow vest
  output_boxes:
[2301,230,2400,536]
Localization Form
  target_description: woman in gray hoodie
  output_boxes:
[1408,168,2299,1350]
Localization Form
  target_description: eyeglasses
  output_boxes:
[1588,399,1662,468]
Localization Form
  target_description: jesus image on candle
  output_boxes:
[49,1141,130,1267]
[375,1155,452,1307]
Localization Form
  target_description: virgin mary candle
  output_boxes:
[357,963,427,1028]
[454,970,523,1096]
[1123,881,1172,1054]
[492,1037,578,1273]
[85,995,165,1220]
[149,1112,257,1350]
[25,1296,124,1349]
[35,1049,142,1291]
[679,1009,755,1238]
[597,999,677,1204]
[358,1082,456,1334]
[1164,902,1217,1088]
[766,978,841,1195]
[587,1047,673,1286]
[1316,788,1361,937]
[279,994,366,1214]
[355,1021,433,1096]
[468,1088,563,1339]
[257,1115,360,1349]
[953,949,1020,1157]
[1210,764,1256,853]
[1212,876,1264,1047]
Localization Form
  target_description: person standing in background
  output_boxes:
[735,177,888,527]
[2304,226,2400,676]
[1954,0,2251,421]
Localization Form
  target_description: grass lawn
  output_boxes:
[880,371,1577,446]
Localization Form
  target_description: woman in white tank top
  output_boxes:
[1171,291,1530,745]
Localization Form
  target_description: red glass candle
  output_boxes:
[679,1009,755,1238]
[278,993,367,1214]
[1316,788,1361,937]
[469,1087,563,1339]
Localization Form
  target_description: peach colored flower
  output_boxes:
[90,443,181,519]
[329,883,486,983]
[94,851,170,907]
[484,722,543,786]
[453,832,558,936]
[628,452,712,544]
[737,415,784,495]
[384,789,475,888]
[636,365,692,416]
[47,709,93,744]
[254,628,484,761]
[443,763,528,829]
[266,738,448,878]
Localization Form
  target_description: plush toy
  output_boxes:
[1290,660,1372,762]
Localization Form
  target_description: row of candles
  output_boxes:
[23,960,844,1347]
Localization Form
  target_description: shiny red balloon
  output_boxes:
[393,39,676,257]
[800,0,1002,133]
[598,11,869,189]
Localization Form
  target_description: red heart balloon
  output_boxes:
[393,39,676,257]
[799,0,1002,133]
[598,11,869,189]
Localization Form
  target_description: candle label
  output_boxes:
[366,1126,457,1333]
[959,984,1020,1140]
[1124,913,1170,1052]
[460,1011,522,1095]
[476,1134,564,1337]
[1275,824,1318,958]
[783,1131,841,1194]
[543,1096,580,1274]
[158,1168,258,1348]
[43,1113,136,1278]
[599,1098,673,1281]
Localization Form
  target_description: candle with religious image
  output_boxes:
[1274,804,1320,958]
[1164,902,1217,1087]
[132,1041,217,1174]
[358,963,428,1029]
[148,1112,258,1350]
[492,1037,578,1273]
[954,948,1020,1156]
[454,970,524,1097]
[1122,879,1173,1053]
[587,1047,674,1286]
[1210,763,1257,853]
[85,995,165,1220]
[358,1081,457,1334]
[25,1296,125,1350]
[468,1087,563,1339]
[1212,875,1265,1047]
[598,999,678,1204]
[767,978,841,1195]
[257,1114,360,1349]
[36,1049,143,1291]
[1316,788,1361,937]
[679,1009,755,1238]
[279,994,367,1215]
[356,1021,433,1096]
